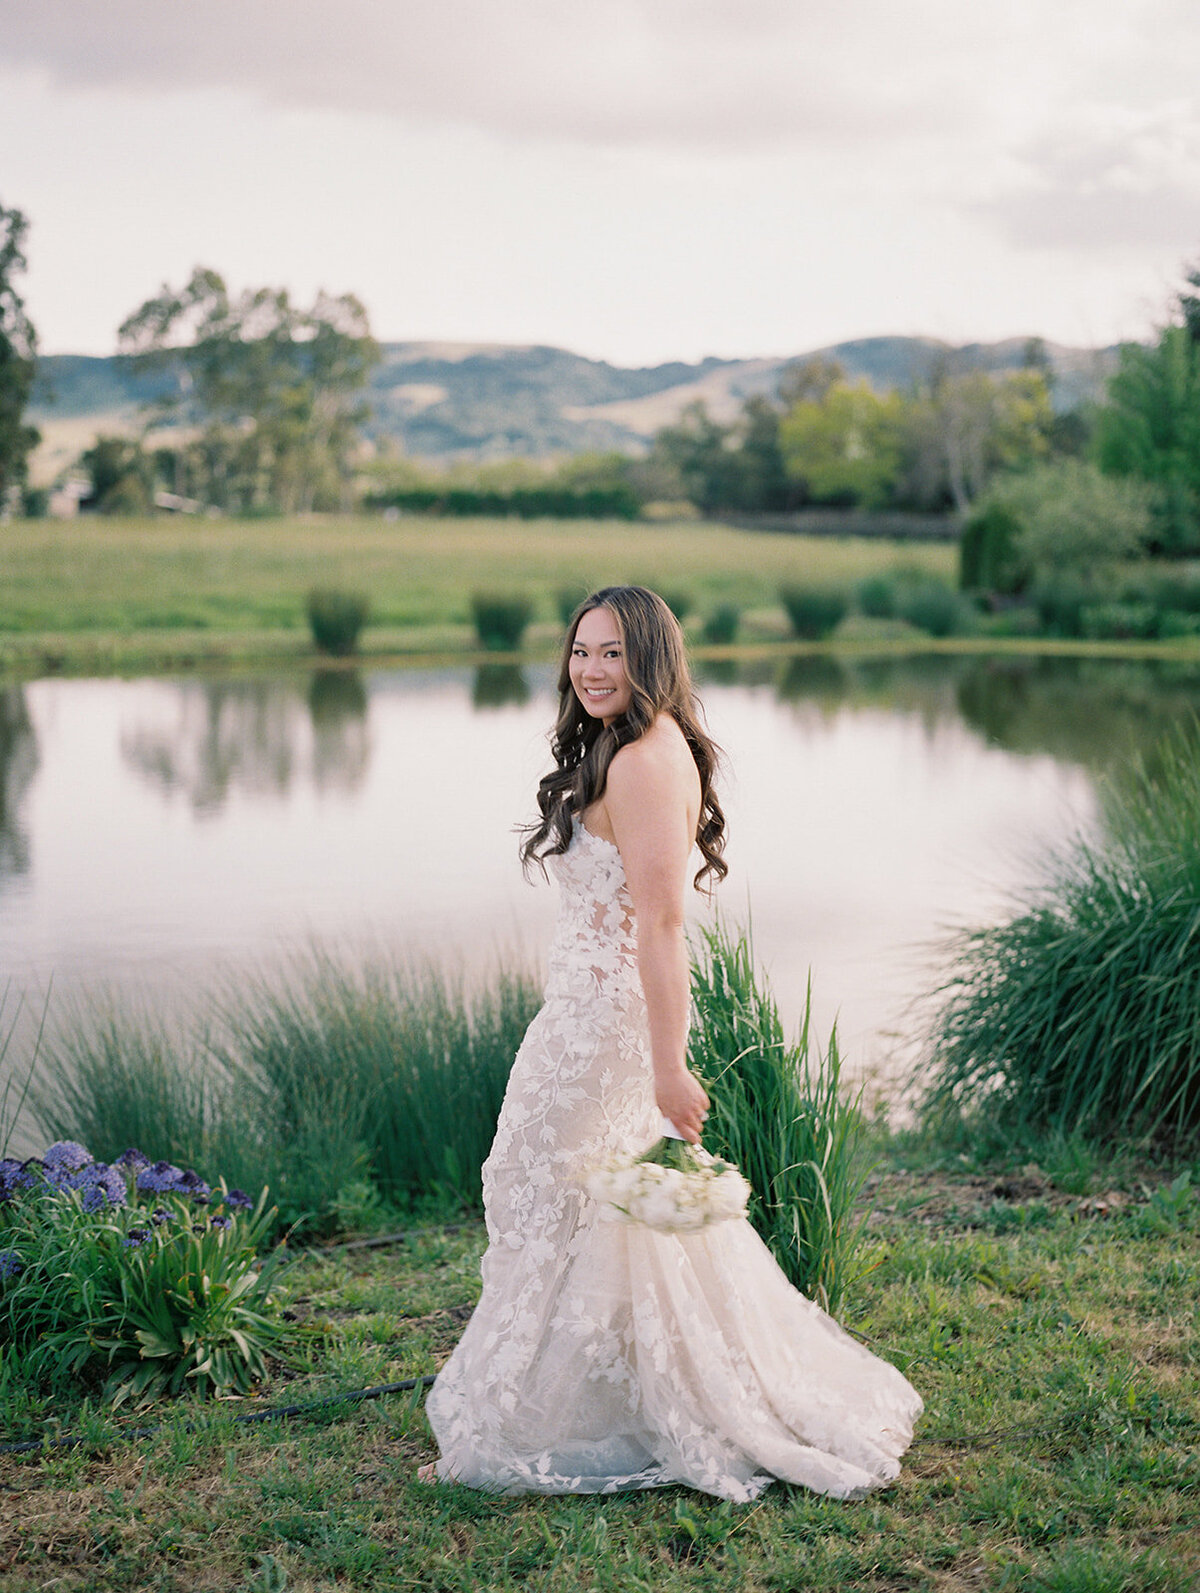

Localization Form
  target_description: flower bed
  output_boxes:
[0,1141,287,1406]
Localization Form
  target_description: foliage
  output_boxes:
[987,460,1152,589]
[117,266,380,515]
[923,718,1200,1148]
[895,577,967,637]
[555,582,589,625]
[959,501,1029,594]
[778,582,849,640]
[0,1143,285,1404]
[1097,319,1200,555]
[651,399,794,514]
[306,587,370,656]
[700,602,740,644]
[0,200,39,502]
[470,591,534,650]
[855,573,897,618]
[902,367,1054,513]
[689,922,874,1314]
[215,951,541,1215]
[80,434,156,514]
[657,588,692,622]
[779,379,905,508]
[32,953,542,1232]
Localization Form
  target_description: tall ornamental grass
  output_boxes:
[923,720,1200,1148]
[32,951,541,1233]
[688,922,873,1315]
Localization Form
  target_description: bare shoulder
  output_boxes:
[608,715,693,786]
[606,717,700,832]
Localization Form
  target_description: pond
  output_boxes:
[4,651,1200,1139]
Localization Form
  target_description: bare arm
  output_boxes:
[603,727,710,1143]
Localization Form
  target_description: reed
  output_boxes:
[688,921,874,1315]
[923,719,1200,1148]
[29,951,541,1234]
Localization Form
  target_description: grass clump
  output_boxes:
[29,952,541,1236]
[306,587,370,656]
[688,921,872,1314]
[470,591,534,650]
[778,582,849,641]
[923,718,1200,1149]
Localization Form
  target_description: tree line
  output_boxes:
[2,198,1199,559]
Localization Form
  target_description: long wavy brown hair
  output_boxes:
[520,585,728,891]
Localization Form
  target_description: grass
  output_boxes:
[3,1148,1199,1591]
[690,922,873,1314]
[31,951,542,1237]
[0,514,956,666]
[922,719,1200,1150]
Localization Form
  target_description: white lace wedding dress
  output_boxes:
[425,822,922,1500]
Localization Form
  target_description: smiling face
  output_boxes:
[569,605,633,725]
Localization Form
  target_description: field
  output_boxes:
[0,515,957,672]
[4,1154,1199,1592]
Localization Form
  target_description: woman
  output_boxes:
[423,586,921,1499]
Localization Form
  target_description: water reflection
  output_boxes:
[121,675,371,812]
[955,655,1200,772]
[307,671,370,793]
[0,688,37,882]
[472,664,531,710]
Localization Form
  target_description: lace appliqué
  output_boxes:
[425,823,922,1499]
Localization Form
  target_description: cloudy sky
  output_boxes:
[3,0,1199,364]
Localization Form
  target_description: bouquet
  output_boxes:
[583,1126,751,1233]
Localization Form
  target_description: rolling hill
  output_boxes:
[28,336,1118,483]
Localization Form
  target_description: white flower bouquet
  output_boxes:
[583,1129,751,1233]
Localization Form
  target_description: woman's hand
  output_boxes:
[655,1066,710,1145]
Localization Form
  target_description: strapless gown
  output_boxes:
[424,823,922,1499]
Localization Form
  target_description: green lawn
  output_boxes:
[0,514,956,665]
[5,1154,1199,1592]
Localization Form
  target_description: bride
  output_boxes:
[423,585,921,1499]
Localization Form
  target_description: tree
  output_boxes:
[779,379,904,507]
[80,434,155,514]
[902,368,1053,513]
[1095,315,1200,555]
[651,401,748,513]
[118,268,380,513]
[0,202,39,506]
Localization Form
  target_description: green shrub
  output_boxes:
[689,923,873,1314]
[555,584,589,626]
[1152,570,1200,615]
[701,602,740,644]
[778,583,849,640]
[959,502,1028,594]
[306,587,369,657]
[922,718,1200,1148]
[658,589,693,623]
[470,591,534,651]
[1158,611,1200,639]
[1079,602,1160,641]
[896,579,966,637]
[855,574,897,619]
[1031,573,1095,638]
[0,1145,285,1404]
[989,461,1152,581]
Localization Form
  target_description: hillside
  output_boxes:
[28,336,1118,482]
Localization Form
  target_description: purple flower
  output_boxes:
[210,1214,232,1231]
[136,1160,185,1194]
[150,1208,174,1226]
[0,1158,24,1203]
[0,1250,22,1279]
[176,1169,212,1201]
[122,1227,151,1249]
[114,1148,150,1170]
[77,1165,128,1212]
[42,1141,93,1173]
[224,1188,253,1212]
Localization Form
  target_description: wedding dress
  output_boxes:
[425,822,922,1500]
